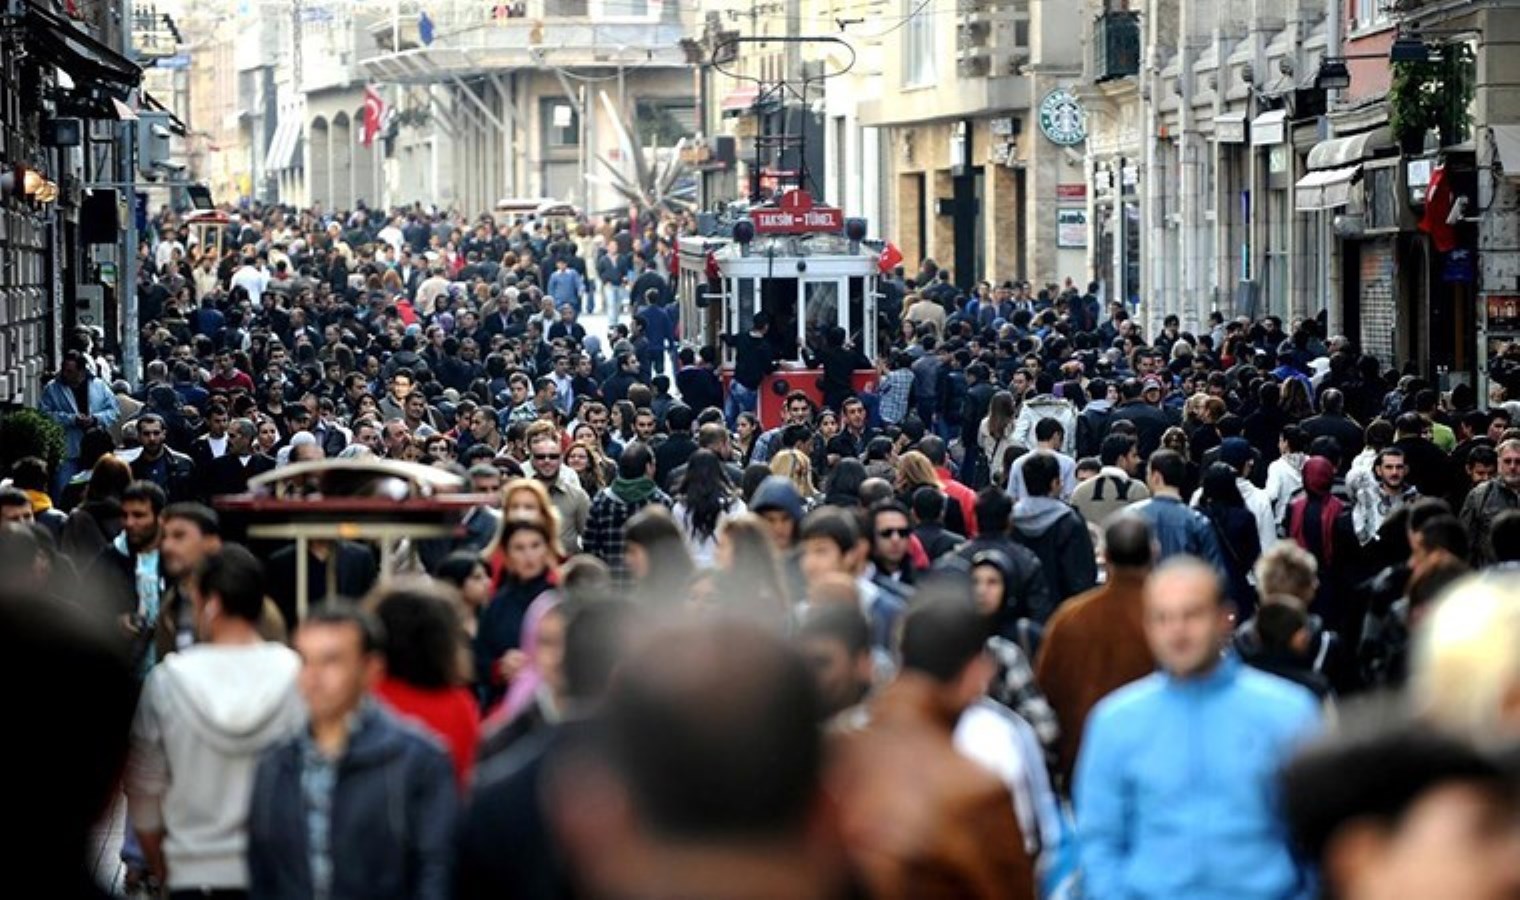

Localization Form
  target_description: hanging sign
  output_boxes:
[751,190,845,234]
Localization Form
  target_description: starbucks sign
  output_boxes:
[1038,88,1088,147]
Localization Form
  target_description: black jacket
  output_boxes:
[201,451,276,500]
[939,535,1054,625]
[1010,505,1098,618]
[1107,401,1175,459]
[1300,413,1365,467]
[729,332,778,391]
[675,366,725,416]
[248,703,457,899]
[654,433,698,490]
[130,449,197,504]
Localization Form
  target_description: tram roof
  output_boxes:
[715,233,878,261]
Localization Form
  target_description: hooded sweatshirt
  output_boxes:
[1011,497,1098,617]
[127,642,304,890]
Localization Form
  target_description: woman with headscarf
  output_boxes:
[476,593,566,763]
[474,518,559,710]
[1288,455,1358,623]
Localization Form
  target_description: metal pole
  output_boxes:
[120,0,140,388]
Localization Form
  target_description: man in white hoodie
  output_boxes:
[126,544,304,896]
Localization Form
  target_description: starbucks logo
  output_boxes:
[1039,89,1088,147]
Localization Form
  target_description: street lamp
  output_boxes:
[1390,34,1432,63]
[1315,57,1351,91]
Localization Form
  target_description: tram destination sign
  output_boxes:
[751,190,845,234]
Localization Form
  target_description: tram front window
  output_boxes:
[761,277,800,362]
[804,281,840,355]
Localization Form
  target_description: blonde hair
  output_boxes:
[770,449,816,497]
[895,451,941,493]
[482,478,566,561]
[1253,541,1319,603]
[1411,575,1520,742]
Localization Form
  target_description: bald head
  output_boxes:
[1144,557,1229,679]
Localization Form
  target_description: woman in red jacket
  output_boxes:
[370,581,481,790]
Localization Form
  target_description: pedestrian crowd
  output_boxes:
[16,198,1520,899]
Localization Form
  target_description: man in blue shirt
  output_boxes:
[1076,557,1320,900]
[546,256,587,313]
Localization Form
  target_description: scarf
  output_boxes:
[611,476,656,505]
[1289,456,1343,565]
[23,489,52,515]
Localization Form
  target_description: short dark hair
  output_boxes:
[121,480,168,515]
[974,487,1013,534]
[1282,717,1509,868]
[301,601,385,655]
[602,620,822,838]
[161,502,220,537]
[193,545,265,623]
[1417,514,1469,560]
[8,457,50,492]
[910,485,945,523]
[799,506,860,555]
[618,442,654,480]
[0,487,28,510]
[799,602,870,659]
[1021,451,1061,498]
[1099,433,1137,467]
[1034,417,1064,443]
[1147,449,1188,490]
[917,435,948,466]
[1256,600,1308,650]
[899,595,987,682]
[1106,516,1153,569]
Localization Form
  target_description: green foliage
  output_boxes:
[1389,43,1476,150]
[0,408,66,472]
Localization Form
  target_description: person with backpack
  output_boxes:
[1071,433,1151,526]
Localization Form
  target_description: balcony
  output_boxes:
[1092,11,1140,83]
[359,0,692,80]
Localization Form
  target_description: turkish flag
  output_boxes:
[1419,165,1459,253]
[361,86,386,148]
[878,241,903,274]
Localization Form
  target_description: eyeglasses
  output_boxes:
[533,453,562,461]
[876,528,911,539]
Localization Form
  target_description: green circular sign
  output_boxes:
[1039,89,1088,147]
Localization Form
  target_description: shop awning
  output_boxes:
[1294,165,1360,211]
[1492,125,1520,179]
[1251,109,1288,146]
[142,92,188,136]
[1307,127,1391,170]
[265,117,304,171]
[721,84,760,115]
[21,0,141,94]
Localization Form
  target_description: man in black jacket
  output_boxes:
[1107,378,1176,459]
[675,346,725,416]
[653,404,698,490]
[960,362,997,485]
[1009,452,1097,619]
[131,413,198,504]
[724,311,777,427]
[202,418,276,499]
[937,488,1051,622]
[1300,388,1364,473]
[248,603,456,898]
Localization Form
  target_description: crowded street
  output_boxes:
[10,0,1520,898]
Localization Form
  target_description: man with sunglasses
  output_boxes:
[869,501,919,591]
[527,424,589,552]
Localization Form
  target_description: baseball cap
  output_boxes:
[1219,437,1252,469]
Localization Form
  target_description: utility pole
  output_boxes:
[120,0,140,388]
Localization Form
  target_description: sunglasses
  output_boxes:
[876,528,911,539]
[533,453,562,461]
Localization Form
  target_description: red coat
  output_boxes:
[374,676,481,790]
[934,467,980,538]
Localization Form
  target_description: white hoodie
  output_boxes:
[126,642,304,891]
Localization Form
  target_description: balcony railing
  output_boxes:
[1093,11,1140,83]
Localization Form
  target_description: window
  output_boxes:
[903,0,935,87]
[1355,0,1388,29]
[634,100,696,146]
[541,99,579,149]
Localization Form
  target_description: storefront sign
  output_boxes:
[1057,184,1087,201]
[1058,208,1087,248]
[751,190,845,234]
[1038,89,1088,147]
[1444,248,1476,284]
